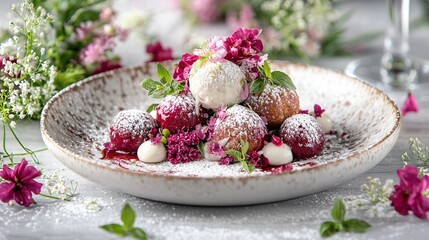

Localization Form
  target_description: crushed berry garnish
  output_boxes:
[313,104,325,117]
[271,135,283,146]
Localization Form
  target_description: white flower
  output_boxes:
[42,171,78,201]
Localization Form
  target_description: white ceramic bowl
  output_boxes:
[40,61,400,206]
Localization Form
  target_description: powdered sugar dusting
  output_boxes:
[280,114,324,149]
[110,109,156,139]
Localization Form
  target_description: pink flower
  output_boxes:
[190,0,222,23]
[100,7,115,22]
[401,92,419,116]
[167,132,201,164]
[145,41,174,63]
[247,150,268,167]
[173,53,199,82]
[272,135,283,147]
[313,104,325,117]
[207,141,224,156]
[0,159,42,207]
[206,36,227,62]
[219,156,234,165]
[299,109,309,114]
[80,36,115,65]
[389,165,429,219]
[223,28,263,64]
[75,22,94,41]
[226,4,258,29]
[92,60,122,75]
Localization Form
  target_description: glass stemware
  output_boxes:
[345,0,429,91]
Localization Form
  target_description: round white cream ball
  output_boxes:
[262,142,293,166]
[316,113,333,134]
[137,140,166,163]
[189,60,245,109]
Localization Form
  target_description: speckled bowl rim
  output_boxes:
[40,61,401,180]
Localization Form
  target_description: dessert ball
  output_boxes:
[156,94,209,133]
[262,142,293,166]
[316,113,333,134]
[279,114,325,159]
[245,84,299,128]
[189,60,246,109]
[109,110,157,152]
[211,105,267,152]
[137,140,166,163]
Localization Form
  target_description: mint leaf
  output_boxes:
[225,149,242,160]
[331,198,345,223]
[241,161,252,173]
[129,227,148,240]
[157,63,171,83]
[140,78,163,94]
[250,78,266,94]
[146,103,158,113]
[320,221,338,238]
[271,71,296,90]
[197,141,205,158]
[263,61,272,78]
[121,203,136,228]
[100,224,124,236]
[343,219,371,233]
[240,139,249,157]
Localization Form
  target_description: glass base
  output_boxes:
[345,55,429,91]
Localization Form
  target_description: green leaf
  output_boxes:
[197,141,205,158]
[121,203,136,228]
[331,198,346,223]
[100,224,124,236]
[343,219,371,233]
[250,78,266,94]
[69,9,100,26]
[129,227,148,240]
[225,149,242,161]
[320,221,338,238]
[241,161,252,173]
[157,63,171,83]
[240,139,249,157]
[263,61,271,78]
[140,78,163,93]
[271,71,296,90]
[146,104,158,113]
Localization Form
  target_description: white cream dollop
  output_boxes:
[137,140,166,163]
[189,60,245,109]
[316,113,333,134]
[262,142,293,166]
[149,109,157,120]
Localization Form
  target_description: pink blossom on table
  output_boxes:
[92,60,122,75]
[173,53,199,81]
[389,165,429,219]
[100,7,115,22]
[190,0,222,23]
[313,104,325,117]
[145,41,174,63]
[75,21,94,41]
[167,131,201,164]
[226,4,258,30]
[247,150,268,167]
[219,155,234,165]
[401,92,419,116]
[80,36,115,66]
[223,28,263,63]
[272,135,283,147]
[0,159,42,207]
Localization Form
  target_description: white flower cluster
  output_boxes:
[260,0,337,57]
[0,0,57,126]
[402,138,429,176]
[42,171,78,201]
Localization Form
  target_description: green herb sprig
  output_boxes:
[100,203,147,240]
[250,61,296,94]
[140,63,184,99]
[225,140,255,173]
[320,198,371,238]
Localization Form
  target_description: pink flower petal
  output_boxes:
[0,182,15,203]
[401,92,419,116]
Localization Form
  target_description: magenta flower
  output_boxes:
[145,41,174,63]
[272,135,283,147]
[0,159,42,207]
[92,60,122,75]
[219,156,234,165]
[167,131,201,164]
[401,92,419,116]
[247,150,268,167]
[75,21,94,41]
[223,28,263,64]
[313,104,325,117]
[389,165,429,219]
[173,53,199,82]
